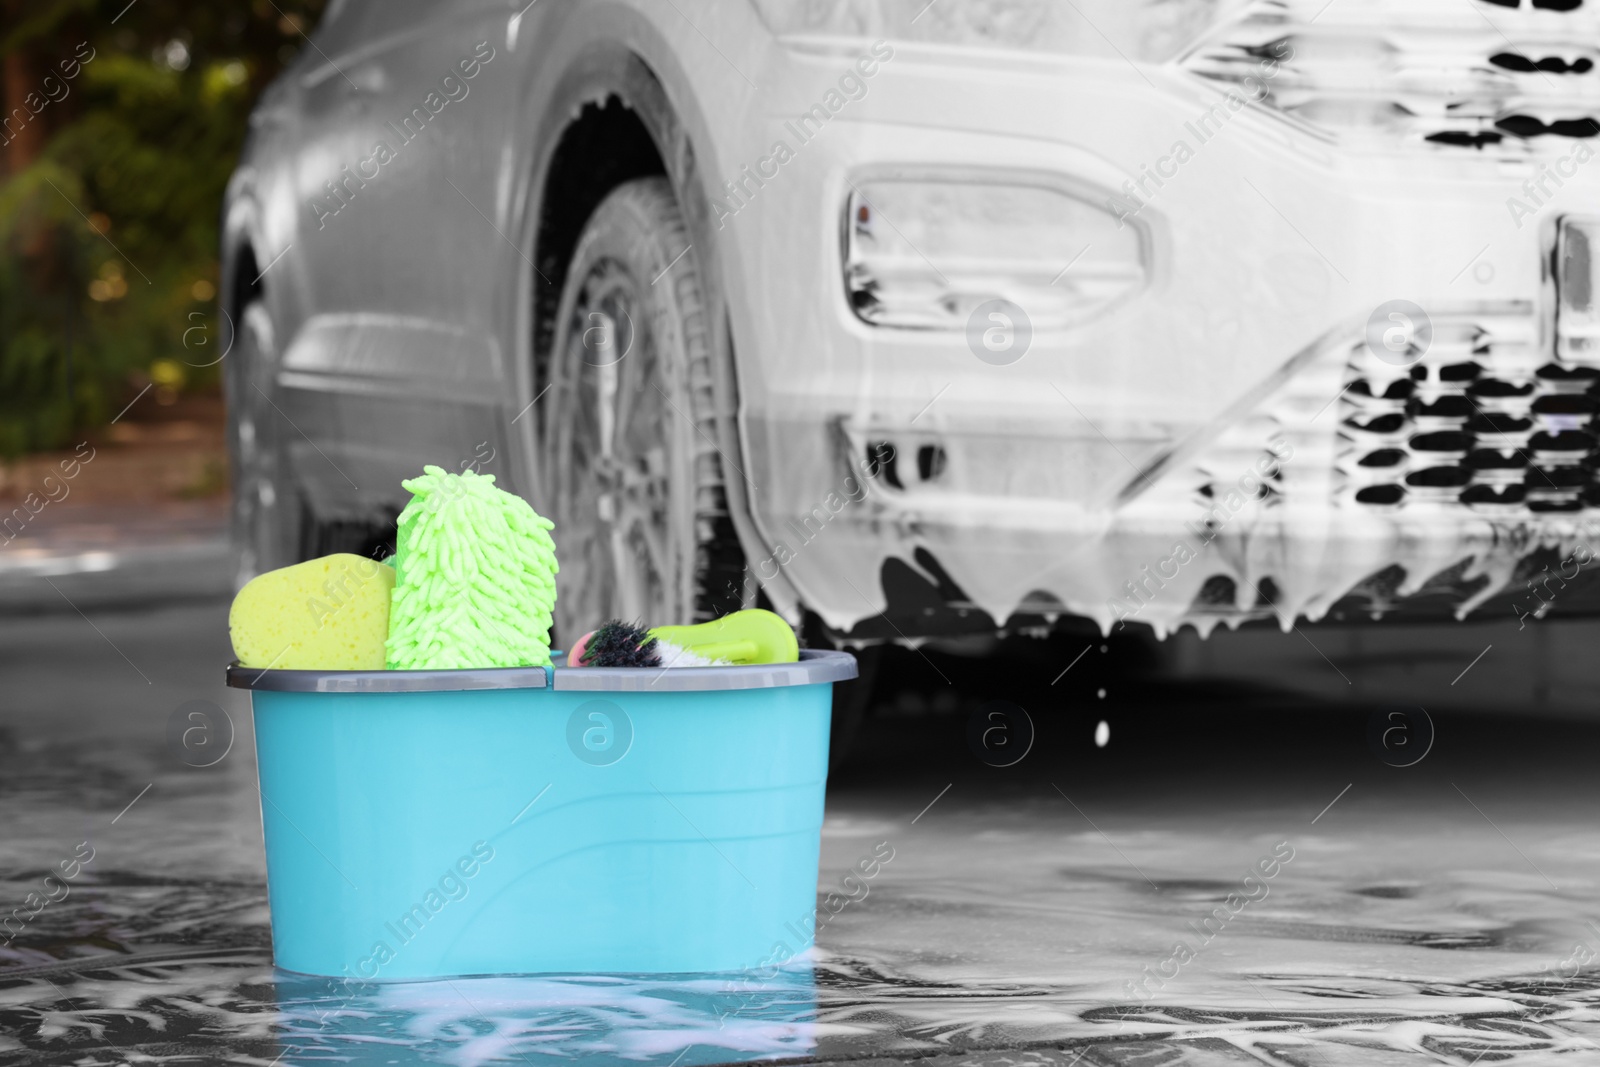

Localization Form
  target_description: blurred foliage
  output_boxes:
[0,0,325,455]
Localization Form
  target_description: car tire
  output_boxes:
[542,177,738,646]
[227,297,302,585]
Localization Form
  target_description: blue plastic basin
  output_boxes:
[227,650,856,979]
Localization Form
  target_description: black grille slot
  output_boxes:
[1530,466,1589,488]
[1410,431,1474,455]
[1530,429,1594,460]
[1341,307,1600,513]
[1413,362,1481,383]
[1350,378,1415,401]
[1537,364,1600,390]
[1345,413,1408,436]
[1356,484,1405,506]
[1461,484,1527,506]
[1533,394,1597,415]
[1413,395,1475,423]
[1407,466,1474,487]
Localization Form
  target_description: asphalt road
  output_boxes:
[5,597,1600,1065]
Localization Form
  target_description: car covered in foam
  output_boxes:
[222,0,1600,650]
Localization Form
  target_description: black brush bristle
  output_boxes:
[580,620,660,667]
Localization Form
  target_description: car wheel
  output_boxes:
[228,298,301,584]
[542,177,732,646]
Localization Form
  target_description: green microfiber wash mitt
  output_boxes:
[385,465,558,669]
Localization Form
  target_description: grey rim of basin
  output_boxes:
[225,648,858,693]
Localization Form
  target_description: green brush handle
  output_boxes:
[679,640,758,663]
[649,609,799,665]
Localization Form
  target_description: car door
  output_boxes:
[275,0,525,527]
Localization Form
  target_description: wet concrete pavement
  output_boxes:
[6,598,1600,1065]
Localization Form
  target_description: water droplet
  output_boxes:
[1094,720,1110,748]
[1096,687,1106,699]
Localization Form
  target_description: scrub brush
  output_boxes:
[570,620,730,668]
[568,609,799,667]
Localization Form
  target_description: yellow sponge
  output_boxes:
[229,554,396,670]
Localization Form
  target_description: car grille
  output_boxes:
[1337,217,1600,513]
[1338,303,1600,513]
[1183,0,1600,159]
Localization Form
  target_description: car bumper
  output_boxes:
[717,41,1600,636]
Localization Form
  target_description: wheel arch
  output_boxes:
[518,24,804,619]
[219,192,266,578]
[219,187,263,371]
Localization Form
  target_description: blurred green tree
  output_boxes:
[0,0,325,454]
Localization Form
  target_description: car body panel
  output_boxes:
[223,0,1600,639]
